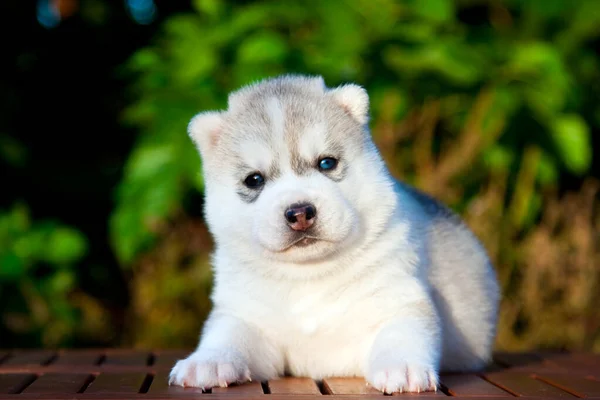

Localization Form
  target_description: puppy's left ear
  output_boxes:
[187,111,223,158]
[329,84,370,125]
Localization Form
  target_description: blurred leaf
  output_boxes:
[551,114,592,175]
[10,203,30,232]
[522,192,542,230]
[126,144,176,181]
[47,270,76,294]
[384,41,483,85]
[484,145,515,172]
[536,151,559,186]
[44,227,88,265]
[0,252,25,280]
[411,0,453,23]
[0,201,88,346]
[13,230,46,263]
[193,0,224,18]
[237,32,288,64]
[508,43,570,116]
[128,49,160,71]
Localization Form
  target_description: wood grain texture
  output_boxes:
[493,352,545,367]
[152,350,190,368]
[0,374,35,394]
[102,352,151,366]
[53,351,102,366]
[440,374,510,397]
[85,372,147,394]
[483,371,575,398]
[147,371,205,395]
[535,373,600,398]
[0,350,598,399]
[212,381,264,394]
[539,353,600,375]
[22,373,90,394]
[1,351,56,366]
[267,377,321,395]
[322,377,382,395]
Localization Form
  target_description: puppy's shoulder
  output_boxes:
[393,180,462,227]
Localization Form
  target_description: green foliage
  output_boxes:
[0,203,88,345]
[114,0,600,266]
[551,114,591,175]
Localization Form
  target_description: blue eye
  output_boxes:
[244,173,265,188]
[318,157,338,171]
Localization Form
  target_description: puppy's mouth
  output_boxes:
[292,237,319,247]
[282,235,321,250]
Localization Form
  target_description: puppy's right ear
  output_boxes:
[187,111,223,157]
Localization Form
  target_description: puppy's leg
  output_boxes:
[365,296,441,394]
[169,312,282,389]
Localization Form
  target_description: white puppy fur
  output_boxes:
[169,75,500,394]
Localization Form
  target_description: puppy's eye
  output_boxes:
[318,157,338,171]
[244,173,265,188]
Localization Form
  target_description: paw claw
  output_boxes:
[366,356,438,394]
[169,350,251,389]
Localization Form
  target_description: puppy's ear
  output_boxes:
[187,111,223,157]
[329,84,370,125]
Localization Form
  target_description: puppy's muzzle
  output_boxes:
[284,203,316,231]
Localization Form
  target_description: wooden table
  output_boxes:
[0,350,598,399]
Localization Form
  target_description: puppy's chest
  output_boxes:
[258,288,379,377]
[286,293,348,335]
[262,287,375,343]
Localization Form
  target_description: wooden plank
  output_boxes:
[394,389,446,396]
[146,371,205,395]
[152,350,190,368]
[267,377,321,395]
[22,373,90,394]
[212,381,264,394]
[494,352,543,366]
[539,353,600,374]
[536,373,600,398]
[53,351,103,366]
[483,371,576,397]
[0,374,36,394]
[323,377,382,395]
[84,372,147,394]
[102,351,150,366]
[440,374,511,397]
[1,351,56,366]
[392,389,446,396]
[494,352,567,374]
[323,377,442,396]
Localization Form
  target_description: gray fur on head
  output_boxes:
[188,75,370,159]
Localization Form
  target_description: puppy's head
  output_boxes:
[189,75,396,265]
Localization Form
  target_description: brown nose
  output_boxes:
[284,203,317,231]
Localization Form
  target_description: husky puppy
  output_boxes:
[169,75,500,394]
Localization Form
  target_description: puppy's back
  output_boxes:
[397,181,500,371]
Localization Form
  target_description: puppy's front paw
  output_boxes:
[169,350,251,389]
[366,356,438,394]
